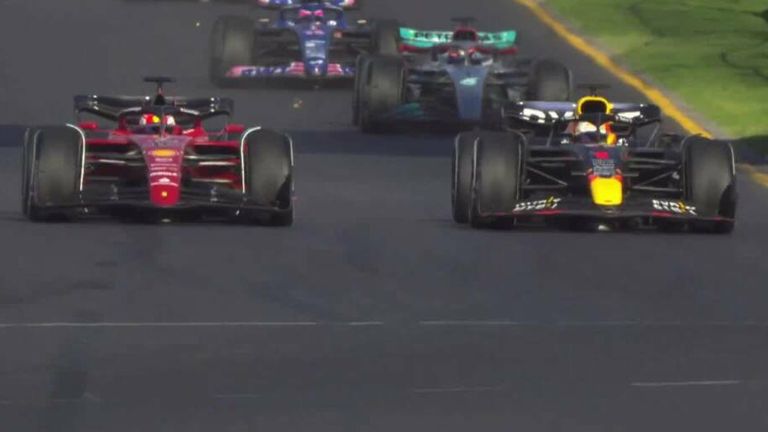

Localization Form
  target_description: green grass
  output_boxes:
[545,0,768,140]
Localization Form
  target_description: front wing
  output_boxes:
[226,63,355,79]
[477,196,732,224]
[49,187,288,217]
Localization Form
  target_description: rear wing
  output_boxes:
[255,0,359,9]
[74,95,235,121]
[503,101,661,126]
[398,27,517,50]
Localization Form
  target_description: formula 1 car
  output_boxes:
[354,18,572,132]
[210,0,398,84]
[255,0,359,8]
[452,93,737,233]
[22,77,294,225]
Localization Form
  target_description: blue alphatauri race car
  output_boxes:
[354,18,573,132]
[210,0,398,84]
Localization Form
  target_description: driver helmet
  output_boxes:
[468,49,489,65]
[573,121,617,145]
[138,114,175,132]
[298,8,324,20]
[140,114,161,127]
[446,48,466,64]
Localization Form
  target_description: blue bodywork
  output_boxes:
[227,1,364,79]
[255,0,358,8]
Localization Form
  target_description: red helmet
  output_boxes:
[140,114,161,126]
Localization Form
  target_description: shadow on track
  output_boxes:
[291,130,455,158]
[0,125,25,147]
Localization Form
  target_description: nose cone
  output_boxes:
[306,59,327,77]
[150,182,181,207]
[143,147,183,207]
[446,65,489,122]
[589,176,623,206]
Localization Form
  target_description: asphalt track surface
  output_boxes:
[1,1,768,431]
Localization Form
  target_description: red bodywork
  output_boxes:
[81,118,245,208]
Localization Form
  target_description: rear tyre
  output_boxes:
[371,19,401,55]
[359,55,404,133]
[210,16,254,86]
[243,129,294,227]
[469,132,524,229]
[26,126,83,221]
[684,137,736,234]
[481,85,509,130]
[527,59,572,101]
[352,55,372,126]
[452,131,482,224]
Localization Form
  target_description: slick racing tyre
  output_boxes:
[243,129,294,226]
[371,19,401,56]
[25,126,83,221]
[210,16,254,86]
[469,132,524,229]
[21,127,38,217]
[684,137,736,233]
[352,55,372,126]
[359,55,404,133]
[453,131,483,224]
[527,59,572,101]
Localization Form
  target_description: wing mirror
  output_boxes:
[78,121,99,130]
[225,123,246,135]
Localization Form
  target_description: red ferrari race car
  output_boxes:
[21,77,294,226]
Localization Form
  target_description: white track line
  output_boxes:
[345,321,385,326]
[631,380,742,388]
[0,321,320,329]
[412,385,505,394]
[1,321,768,329]
[419,320,531,326]
[213,393,263,399]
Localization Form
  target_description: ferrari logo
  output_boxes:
[150,149,177,157]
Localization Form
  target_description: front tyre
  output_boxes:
[684,137,736,234]
[469,132,524,229]
[243,129,294,227]
[452,131,482,224]
[210,16,255,86]
[352,55,372,126]
[25,126,83,221]
[21,127,38,217]
[371,19,401,55]
[359,55,404,133]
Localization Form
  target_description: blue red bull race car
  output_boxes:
[210,0,398,84]
[22,78,294,225]
[354,18,573,132]
[452,93,737,233]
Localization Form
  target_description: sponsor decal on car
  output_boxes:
[149,149,177,157]
[513,196,562,212]
[592,158,616,177]
[652,200,697,215]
